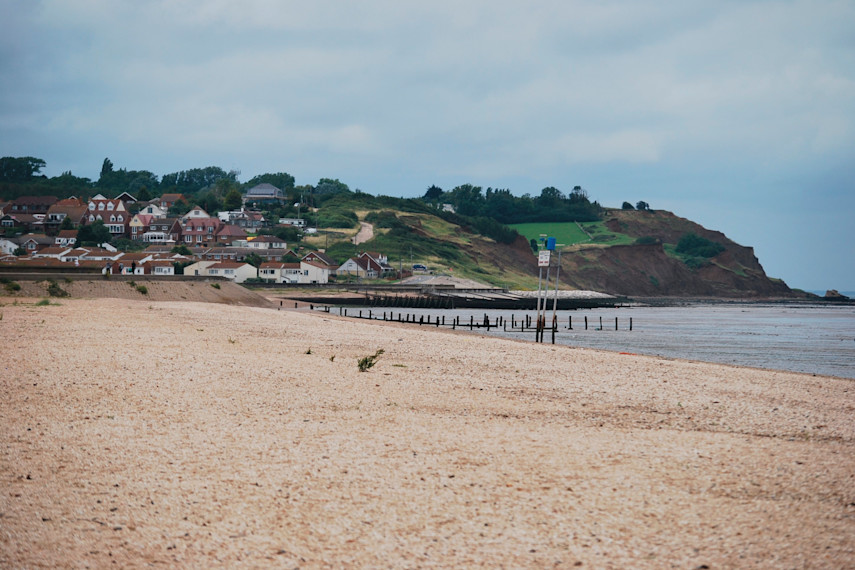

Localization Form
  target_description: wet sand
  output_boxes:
[1,297,853,568]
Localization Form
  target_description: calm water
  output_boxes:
[341,304,855,379]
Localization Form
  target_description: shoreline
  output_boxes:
[2,297,854,567]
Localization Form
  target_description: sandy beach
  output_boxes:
[1,296,854,568]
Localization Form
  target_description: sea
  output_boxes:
[340,303,855,379]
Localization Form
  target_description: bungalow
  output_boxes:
[302,259,332,284]
[55,229,78,247]
[245,183,285,205]
[247,234,287,250]
[145,259,176,276]
[187,261,256,283]
[32,246,73,260]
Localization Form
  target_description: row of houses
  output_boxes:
[1,187,295,243]
[1,230,396,284]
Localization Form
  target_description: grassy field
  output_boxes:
[510,221,635,247]
[509,222,591,246]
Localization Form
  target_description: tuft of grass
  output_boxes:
[128,280,136,287]
[330,355,336,362]
[136,285,148,295]
[357,349,385,372]
[305,348,313,354]
[211,283,221,289]
[4,281,22,292]
[35,298,53,306]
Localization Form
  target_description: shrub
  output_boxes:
[136,285,148,295]
[4,281,21,292]
[634,236,659,245]
[675,233,725,258]
[46,280,69,297]
[211,283,221,289]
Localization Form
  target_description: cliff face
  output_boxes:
[556,210,796,298]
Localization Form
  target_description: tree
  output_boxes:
[529,238,538,252]
[0,156,47,181]
[622,201,635,210]
[244,252,263,268]
[423,185,444,202]
[77,220,112,245]
[171,245,193,255]
[223,188,243,211]
[244,172,295,190]
[59,216,75,230]
[315,178,350,196]
[636,201,650,211]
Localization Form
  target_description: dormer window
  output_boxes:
[89,203,95,210]
[98,202,105,210]
[107,202,114,210]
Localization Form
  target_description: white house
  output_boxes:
[185,260,256,283]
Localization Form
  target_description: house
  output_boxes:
[302,259,332,284]
[55,229,78,247]
[245,183,285,205]
[337,256,376,279]
[259,262,290,283]
[158,193,186,210]
[45,198,88,233]
[1,213,42,233]
[337,251,395,279]
[32,246,73,260]
[87,195,129,237]
[115,191,137,203]
[247,234,287,250]
[129,213,154,240]
[214,224,247,246]
[145,259,176,276]
[180,217,222,247]
[144,218,180,243]
[185,261,256,283]
[137,202,168,218]
[0,237,18,255]
[18,234,55,254]
[180,206,210,223]
[9,195,58,215]
[302,250,337,267]
[278,217,306,227]
[221,208,266,230]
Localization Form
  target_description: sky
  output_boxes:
[2,0,854,291]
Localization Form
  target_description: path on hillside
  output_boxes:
[352,222,374,245]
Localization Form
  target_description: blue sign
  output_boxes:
[546,237,556,250]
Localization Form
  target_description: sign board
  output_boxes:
[538,249,551,267]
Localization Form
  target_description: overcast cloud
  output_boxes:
[2,0,853,290]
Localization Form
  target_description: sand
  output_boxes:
[1,297,853,568]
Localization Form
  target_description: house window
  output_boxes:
[225,269,234,275]
[107,202,114,210]
[98,203,105,210]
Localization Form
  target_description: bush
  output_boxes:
[634,236,659,245]
[4,280,21,292]
[676,233,725,258]
[47,280,69,297]
[136,285,148,295]
[211,283,221,289]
